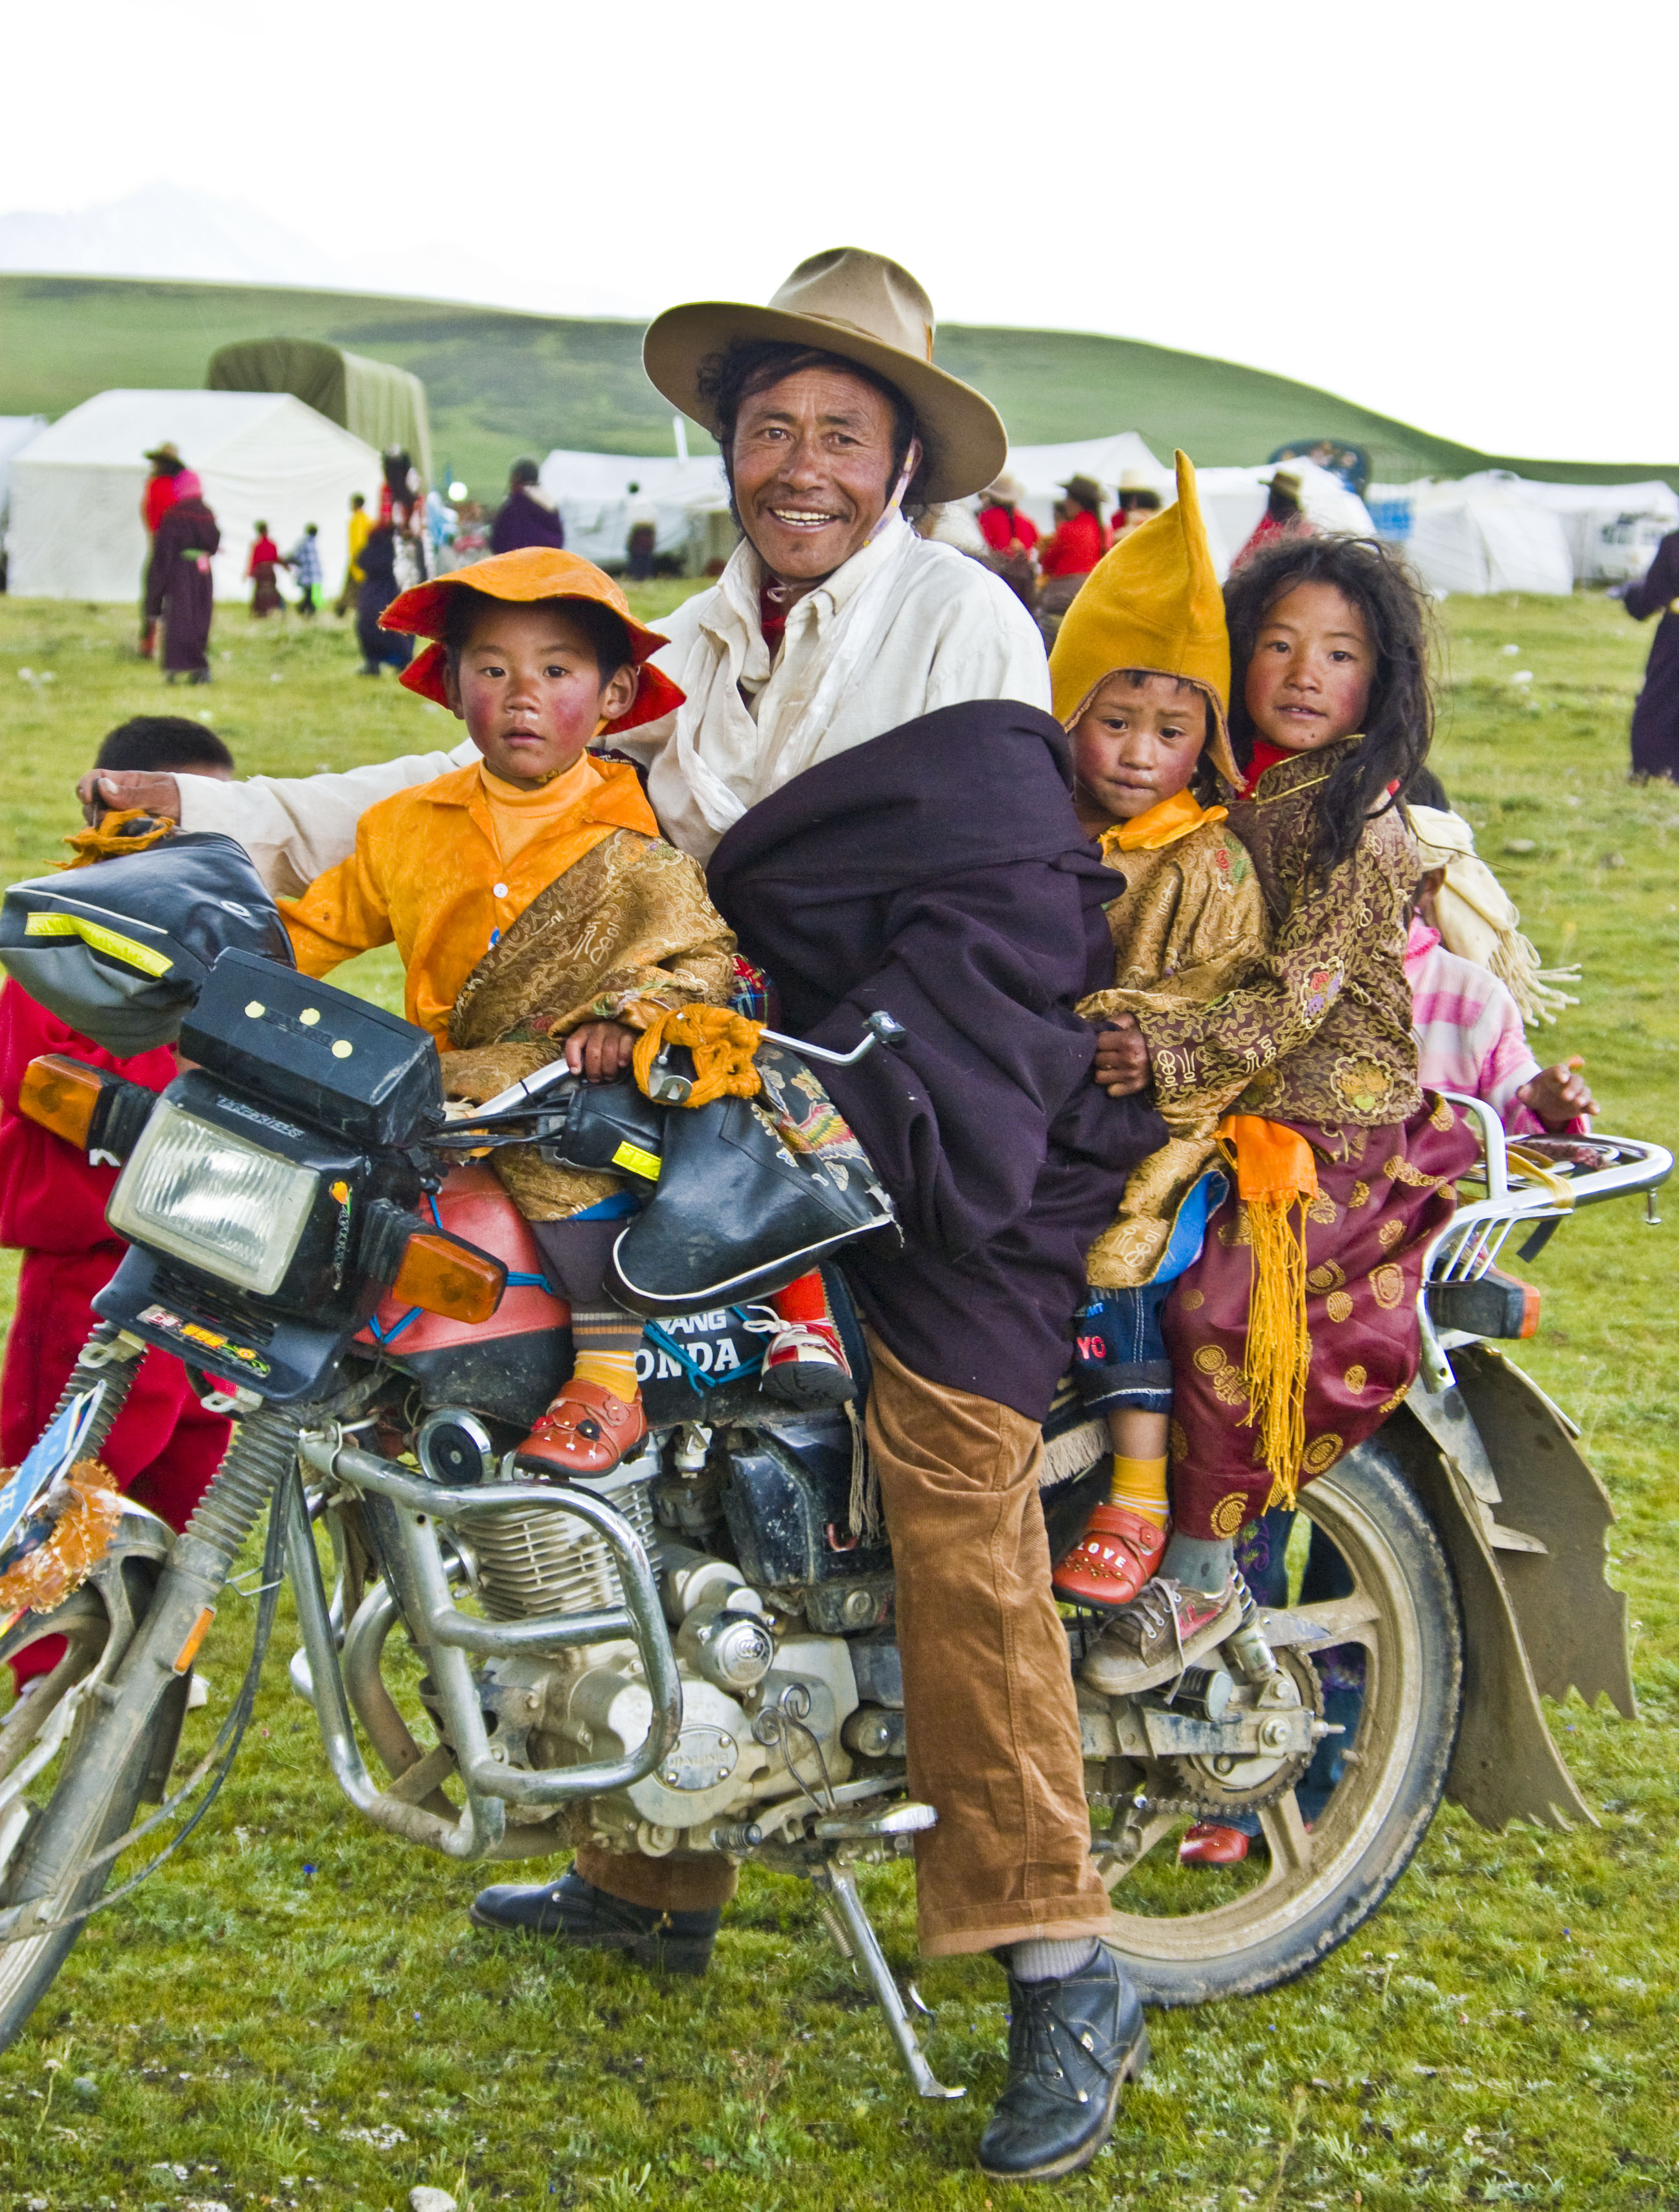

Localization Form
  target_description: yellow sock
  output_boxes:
[571,1349,639,1401]
[1108,1453,1169,1527]
[569,1303,643,1405]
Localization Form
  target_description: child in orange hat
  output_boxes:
[1043,456,1271,1614]
[279,548,737,1476]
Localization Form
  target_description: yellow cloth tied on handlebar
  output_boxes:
[632,1003,764,1108]
[60,808,178,871]
[1216,1113,1318,1510]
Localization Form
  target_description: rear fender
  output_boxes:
[1428,1343,1635,1718]
[1377,1400,1597,1834]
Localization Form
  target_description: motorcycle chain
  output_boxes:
[1136,1648,1325,1818]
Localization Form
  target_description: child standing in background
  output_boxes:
[286,523,323,617]
[1,718,240,1683]
[247,521,284,617]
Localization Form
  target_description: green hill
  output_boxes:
[1,273,1671,497]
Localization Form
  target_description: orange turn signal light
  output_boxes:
[19,1055,105,1148]
[392,1228,507,1324]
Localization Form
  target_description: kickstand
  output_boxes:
[808,1854,964,2100]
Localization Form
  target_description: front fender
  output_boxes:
[1377,1347,1628,1834]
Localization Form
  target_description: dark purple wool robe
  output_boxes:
[143,498,220,676]
[1625,529,1679,782]
[707,701,1168,1420]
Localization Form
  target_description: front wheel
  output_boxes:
[1095,1436,1463,2005]
[0,1569,170,2049]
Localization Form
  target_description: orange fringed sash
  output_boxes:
[1215,1114,1319,1508]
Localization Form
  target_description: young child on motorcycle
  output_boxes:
[0,716,242,1688]
[278,548,851,1475]
[1038,455,1272,1611]
[1082,532,1482,1691]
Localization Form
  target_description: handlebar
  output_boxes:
[458,1009,908,1126]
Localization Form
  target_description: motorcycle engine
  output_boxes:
[463,1432,863,1862]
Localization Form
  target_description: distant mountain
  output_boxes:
[0,182,359,291]
[0,181,648,319]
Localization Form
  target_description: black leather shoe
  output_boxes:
[977,1944,1149,2182]
[468,1868,720,1976]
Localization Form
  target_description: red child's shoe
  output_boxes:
[1052,1503,1169,1610]
[518,1380,647,1477]
[1178,1821,1250,1866]
[762,1320,856,1409]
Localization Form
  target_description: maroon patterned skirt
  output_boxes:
[1161,1095,1479,1540]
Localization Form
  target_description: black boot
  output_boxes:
[977,1945,1149,2183]
[468,1867,719,1976]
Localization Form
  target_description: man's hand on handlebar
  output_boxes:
[1092,1014,1151,1099]
[564,1020,639,1083]
[76,770,183,827]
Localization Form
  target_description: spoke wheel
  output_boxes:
[1093,1435,1462,2006]
[0,1541,168,2049]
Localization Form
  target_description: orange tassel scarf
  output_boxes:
[1215,1114,1319,1509]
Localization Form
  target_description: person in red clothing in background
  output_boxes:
[976,470,1038,558]
[1036,472,1112,642]
[1,716,238,1685]
[139,442,187,660]
[1038,473,1110,579]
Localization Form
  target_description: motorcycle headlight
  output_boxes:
[107,1100,319,1295]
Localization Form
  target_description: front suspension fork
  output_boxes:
[0,1396,299,1939]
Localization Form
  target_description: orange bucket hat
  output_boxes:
[380,547,685,735]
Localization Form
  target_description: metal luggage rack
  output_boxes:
[1417,1093,1671,1389]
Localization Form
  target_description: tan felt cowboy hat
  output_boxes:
[642,247,1008,505]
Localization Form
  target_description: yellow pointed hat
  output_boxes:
[1048,450,1239,787]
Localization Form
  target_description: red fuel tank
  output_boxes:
[355,1162,568,1354]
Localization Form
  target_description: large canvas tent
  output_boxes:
[8,389,382,601]
[207,339,432,487]
[538,450,737,574]
[0,415,46,538]
[1366,478,1575,597]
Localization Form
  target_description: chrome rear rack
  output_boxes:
[1417,1095,1671,1391]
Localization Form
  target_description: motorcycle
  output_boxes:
[0,906,1665,2100]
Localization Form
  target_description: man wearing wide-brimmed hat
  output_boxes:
[604,246,1049,859]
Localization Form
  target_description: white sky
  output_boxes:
[3,0,1674,462]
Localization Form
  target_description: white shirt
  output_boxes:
[179,519,1050,887]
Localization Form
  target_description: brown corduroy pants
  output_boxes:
[575,1334,1109,1953]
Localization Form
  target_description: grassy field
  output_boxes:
[0,585,1674,2209]
[5,274,1677,497]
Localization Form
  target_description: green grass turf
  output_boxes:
[0,586,1674,2207]
[4,274,1676,500]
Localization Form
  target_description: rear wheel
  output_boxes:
[1093,1437,1463,2005]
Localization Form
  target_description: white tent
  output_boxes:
[1457,471,1677,585]
[538,450,735,575]
[0,416,45,536]
[8,390,382,601]
[1366,477,1575,597]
